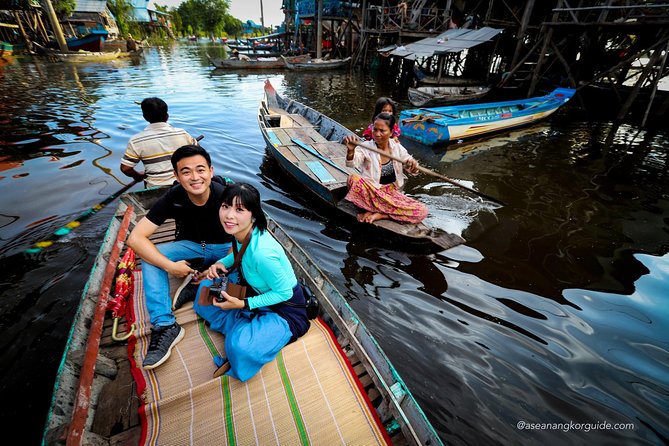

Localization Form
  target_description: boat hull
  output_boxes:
[407,85,491,107]
[258,81,465,251]
[400,88,575,146]
[208,54,310,69]
[66,30,108,52]
[284,57,351,70]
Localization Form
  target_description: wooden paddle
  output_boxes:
[25,135,205,254]
[348,140,505,206]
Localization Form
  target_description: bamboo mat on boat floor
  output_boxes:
[129,271,391,446]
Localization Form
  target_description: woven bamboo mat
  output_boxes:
[128,271,391,445]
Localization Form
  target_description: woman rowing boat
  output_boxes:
[343,112,428,224]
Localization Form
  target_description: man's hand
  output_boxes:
[168,260,196,278]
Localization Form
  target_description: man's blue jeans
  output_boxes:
[142,240,231,327]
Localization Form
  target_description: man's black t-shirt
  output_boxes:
[146,179,232,244]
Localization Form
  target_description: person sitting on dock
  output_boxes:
[120,97,198,188]
[194,183,310,381]
[343,112,428,224]
[230,48,250,61]
[362,97,401,141]
[127,145,233,370]
[126,33,141,52]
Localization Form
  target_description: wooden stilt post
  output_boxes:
[41,0,68,52]
[316,0,323,59]
[510,0,535,72]
[13,11,34,53]
[616,43,665,121]
[641,40,669,127]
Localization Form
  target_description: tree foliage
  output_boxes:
[108,0,141,37]
[53,0,76,16]
[176,0,239,36]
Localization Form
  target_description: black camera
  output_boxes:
[209,275,228,302]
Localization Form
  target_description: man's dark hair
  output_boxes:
[171,144,212,170]
[141,97,168,123]
[221,183,268,232]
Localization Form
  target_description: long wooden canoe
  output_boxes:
[258,80,465,251]
[42,187,444,446]
[407,85,491,108]
[206,53,310,69]
[282,56,351,70]
[400,87,576,146]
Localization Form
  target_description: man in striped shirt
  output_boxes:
[121,97,197,188]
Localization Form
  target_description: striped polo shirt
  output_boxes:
[122,122,196,187]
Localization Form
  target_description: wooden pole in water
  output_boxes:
[41,0,68,52]
[316,0,323,59]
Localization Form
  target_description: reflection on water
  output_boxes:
[0,44,668,445]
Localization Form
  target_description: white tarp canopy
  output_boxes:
[385,27,503,60]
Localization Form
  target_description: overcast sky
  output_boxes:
[156,0,286,29]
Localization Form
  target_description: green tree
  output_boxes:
[53,0,76,16]
[108,0,139,37]
[223,15,243,37]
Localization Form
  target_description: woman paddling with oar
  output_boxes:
[343,112,429,224]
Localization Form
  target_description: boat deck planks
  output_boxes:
[44,191,430,445]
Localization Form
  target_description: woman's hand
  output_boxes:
[343,135,359,151]
[205,262,227,280]
[212,291,245,310]
[404,158,420,175]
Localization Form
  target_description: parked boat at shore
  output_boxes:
[407,85,492,107]
[206,53,309,69]
[42,187,444,446]
[400,88,576,146]
[282,56,351,70]
[258,80,466,251]
[66,29,108,52]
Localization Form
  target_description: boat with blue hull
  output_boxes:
[400,88,576,146]
[66,29,108,52]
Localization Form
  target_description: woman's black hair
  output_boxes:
[371,97,397,122]
[373,112,396,130]
[221,183,268,232]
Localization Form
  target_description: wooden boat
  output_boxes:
[400,87,576,146]
[0,41,13,56]
[258,80,465,251]
[42,187,444,446]
[206,53,309,69]
[407,85,492,107]
[413,65,481,86]
[66,29,108,52]
[38,47,141,63]
[282,56,351,70]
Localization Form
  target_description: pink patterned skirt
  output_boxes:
[345,174,428,224]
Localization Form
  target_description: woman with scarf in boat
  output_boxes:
[362,97,401,141]
[343,112,429,224]
[193,183,309,381]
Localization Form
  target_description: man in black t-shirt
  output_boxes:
[127,145,232,369]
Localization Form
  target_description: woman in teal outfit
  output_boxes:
[193,183,309,381]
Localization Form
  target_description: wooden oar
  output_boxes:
[349,140,505,206]
[25,135,205,254]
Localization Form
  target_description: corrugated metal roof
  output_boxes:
[74,0,106,13]
[387,27,503,59]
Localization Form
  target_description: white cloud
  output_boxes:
[153,0,286,29]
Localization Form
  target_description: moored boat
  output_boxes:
[42,187,444,446]
[0,41,13,56]
[66,29,108,52]
[45,48,140,63]
[258,80,466,251]
[407,85,492,107]
[282,56,351,70]
[206,53,310,69]
[400,87,576,146]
